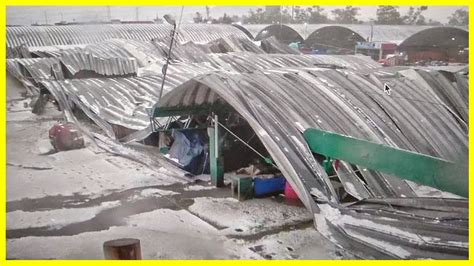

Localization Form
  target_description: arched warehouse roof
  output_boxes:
[6,24,250,48]
[154,68,467,258]
[246,24,435,44]
[304,25,365,52]
[398,26,468,49]
[254,24,304,44]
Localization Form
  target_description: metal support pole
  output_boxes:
[208,115,224,187]
[158,24,177,101]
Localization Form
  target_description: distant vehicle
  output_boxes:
[377,59,390,67]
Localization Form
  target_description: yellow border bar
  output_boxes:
[4,1,472,6]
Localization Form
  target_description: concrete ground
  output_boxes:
[6,78,343,260]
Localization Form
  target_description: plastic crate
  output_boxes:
[253,176,286,197]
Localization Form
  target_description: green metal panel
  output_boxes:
[304,128,467,197]
[231,175,254,201]
[208,118,224,187]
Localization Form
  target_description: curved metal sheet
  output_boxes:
[6,24,250,49]
[157,67,467,258]
[398,26,468,48]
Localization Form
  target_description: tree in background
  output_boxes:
[245,8,264,24]
[403,6,428,25]
[218,13,233,24]
[205,6,210,21]
[375,6,403,24]
[426,19,442,26]
[279,8,291,24]
[193,12,203,23]
[203,5,456,25]
[307,6,329,24]
[292,6,310,23]
[448,8,468,26]
[331,6,360,24]
[244,6,292,24]
[265,6,291,24]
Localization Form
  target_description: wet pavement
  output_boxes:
[6,85,342,259]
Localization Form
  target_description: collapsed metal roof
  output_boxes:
[6,24,250,49]
[6,24,468,259]
[155,67,467,259]
[37,53,381,133]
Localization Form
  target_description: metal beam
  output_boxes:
[208,115,224,187]
[152,106,210,117]
[304,128,467,197]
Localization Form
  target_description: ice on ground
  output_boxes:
[7,98,31,112]
[140,188,180,197]
[7,201,120,230]
[6,225,257,260]
[241,227,338,259]
[183,185,215,191]
[7,147,181,201]
[126,209,218,237]
[189,197,313,235]
[7,103,184,201]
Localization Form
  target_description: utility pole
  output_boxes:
[135,7,139,21]
[107,6,111,21]
[370,22,374,42]
[205,6,210,21]
[291,5,294,22]
[60,12,64,21]
[44,11,48,25]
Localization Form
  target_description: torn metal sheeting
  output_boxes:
[6,58,61,93]
[6,24,250,49]
[37,54,383,135]
[6,24,468,259]
[156,68,467,258]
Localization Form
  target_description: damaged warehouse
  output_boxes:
[5,8,469,261]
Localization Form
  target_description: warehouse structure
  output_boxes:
[398,27,469,63]
[6,23,469,259]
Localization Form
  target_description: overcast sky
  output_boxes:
[7,6,468,25]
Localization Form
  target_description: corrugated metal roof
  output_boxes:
[6,58,60,91]
[243,24,457,44]
[156,67,467,258]
[34,47,467,258]
[6,24,250,48]
[38,54,381,133]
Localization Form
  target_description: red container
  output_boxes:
[284,182,299,200]
[49,122,84,151]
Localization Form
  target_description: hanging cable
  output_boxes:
[210,116,279,169]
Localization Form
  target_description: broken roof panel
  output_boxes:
[6,24,250,49]
[156,68,467,258]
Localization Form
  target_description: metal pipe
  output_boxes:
[158,23,177,100]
